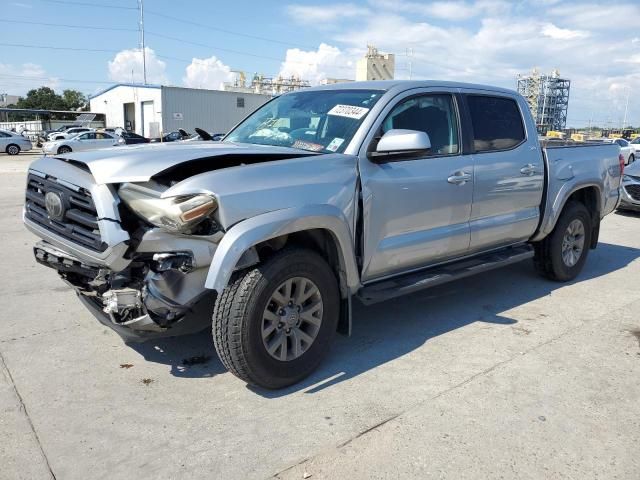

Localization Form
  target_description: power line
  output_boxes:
[1,41,354,71]
[0,19,138,32]
[0,73,115,85]
[145,9,316,50]
[0,42,121,54]
[37,0,137,9]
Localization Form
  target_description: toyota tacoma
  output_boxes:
[24,81,623,388]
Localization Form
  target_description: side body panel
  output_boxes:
[460,89,545,252]
[531,143,621,241]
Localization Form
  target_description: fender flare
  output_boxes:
[205,204,361,295]
[533,181,603,241]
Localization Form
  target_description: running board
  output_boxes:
[357,245,534,305]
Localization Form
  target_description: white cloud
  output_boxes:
[286,3,370,24]
[368,0,511,21]
[279,43,355,85]
[541,23,588,40]
[549,3,640,30]
[108,47,168,84]
[299,1,640,127]
[0,63,58,95]
[183,56,234,90]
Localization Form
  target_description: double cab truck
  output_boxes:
[24,81,623,388]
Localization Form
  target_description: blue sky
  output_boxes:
[1,0,639,127]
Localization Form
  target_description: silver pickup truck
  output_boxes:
[24,81,623,388]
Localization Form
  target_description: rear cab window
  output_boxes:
[466,95,525,152]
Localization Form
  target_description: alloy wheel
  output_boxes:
[261,276,323,362]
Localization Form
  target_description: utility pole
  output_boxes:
[622,86,630,129]
[138,0,147,85]
[406,48,413,80]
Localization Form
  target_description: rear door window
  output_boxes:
[467,95,525,152]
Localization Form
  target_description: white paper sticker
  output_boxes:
[326,137,344,152]
[328,104,369,120]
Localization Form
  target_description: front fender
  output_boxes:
[205,204,360,294]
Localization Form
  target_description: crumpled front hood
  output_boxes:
[45,142,312,184]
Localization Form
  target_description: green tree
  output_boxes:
[15,87,87,111]
[62,89,87,110]
[16,87,66,110]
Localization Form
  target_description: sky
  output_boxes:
[1,0,639,128]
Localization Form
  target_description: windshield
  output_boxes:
[224,89,383,153]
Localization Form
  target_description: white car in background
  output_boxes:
[47,127,93,141]
[603,138,635,165]
[629,136,640,155]
[43,131,123,155]
[0,129,33,155]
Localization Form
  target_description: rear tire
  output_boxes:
[6,144,20,155]
[533,201,592,281]
[630,154,635,164]
[57,146,72,154]
[212,248,340,389]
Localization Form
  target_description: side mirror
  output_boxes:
[369,129,431,161]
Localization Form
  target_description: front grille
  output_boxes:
[625,184,640,201]
[25,173,108,252]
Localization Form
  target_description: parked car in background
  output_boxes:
[150,130,190,143]
[629,136,640,155]
[24,80,623,388]
[619,160,640,211]
[118,131,150,145]
[604,138,635,165]
[0,128,32,155]
[43,131,122,155]
[47,127,92,142]
[38,124,82,145]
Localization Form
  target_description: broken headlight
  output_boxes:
[119,183,217,233]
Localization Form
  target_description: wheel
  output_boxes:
[630,154,635,164]
[212,248,340,389]
[57,146,72,154]
[533,201,592,281]
[6,144,20,155]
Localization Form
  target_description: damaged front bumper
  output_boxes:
[34,237,217,342]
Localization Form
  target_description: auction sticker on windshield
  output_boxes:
[328,104,370,120]
[326,138,344,152]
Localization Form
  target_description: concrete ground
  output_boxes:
[1,152,639,480]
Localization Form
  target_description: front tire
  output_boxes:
[6,144,20,155]
[533,201,592,281]
[629,154,635,164]
[57,146,72,154]
[212,248,340,389]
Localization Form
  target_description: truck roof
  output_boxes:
[306,80,519,96]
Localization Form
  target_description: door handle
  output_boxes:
[520,164,537,176]
[447,171,472,185]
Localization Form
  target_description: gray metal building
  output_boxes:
[89,84,271,138]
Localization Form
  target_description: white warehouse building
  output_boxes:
[89,84,271,138]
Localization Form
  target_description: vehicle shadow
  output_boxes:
[615,209,640,218]
[128,242,639,389]
[129,329,226,379]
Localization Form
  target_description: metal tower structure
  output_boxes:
[517,69,570,134]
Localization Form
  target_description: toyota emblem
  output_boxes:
[44,191,65,220]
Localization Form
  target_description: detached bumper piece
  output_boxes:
[34,242,99,277]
